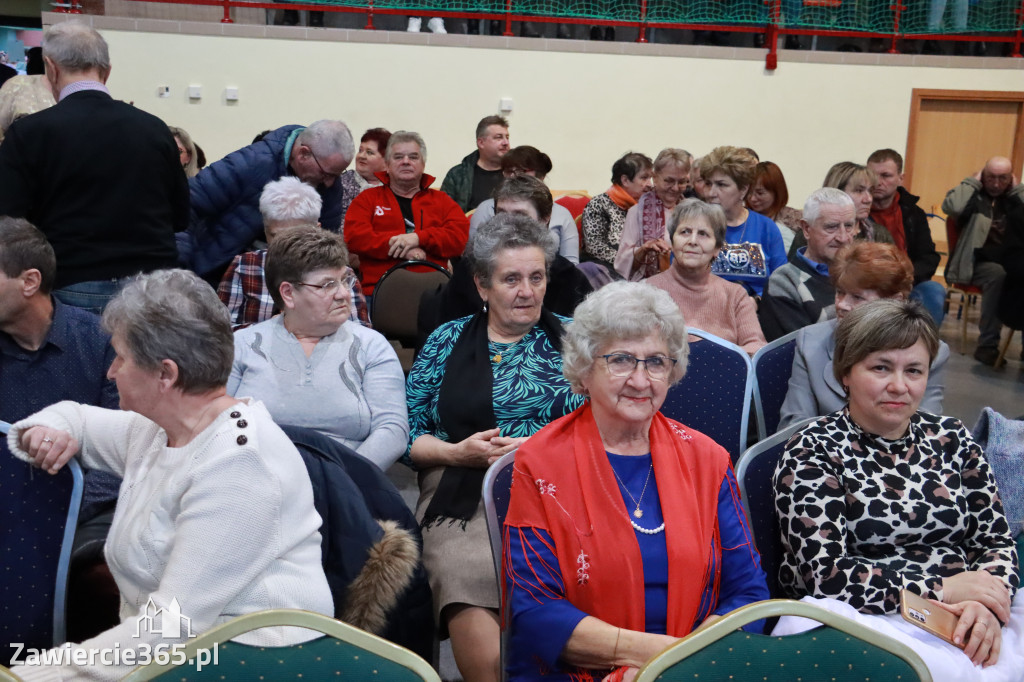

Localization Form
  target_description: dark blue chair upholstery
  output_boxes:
[483,451,516,583]
[659,329,753,463]
[482,451,516,682]
[751,329,800,440]
[0,420,83,663]
[734,418,816,599]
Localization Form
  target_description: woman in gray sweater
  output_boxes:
[228,226,408,470]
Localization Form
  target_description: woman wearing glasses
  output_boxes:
[406,213,584,682]
[503,281,768,681]
[228,226,408,471]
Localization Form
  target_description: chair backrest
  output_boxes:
[121,608,441,682]
[659,329,753,462]
[751,329,800,440]
[1,422,83,663]
[482,451,516,584]
[945,215,960,256]
[482,450,516,682]
[634,599,931,682]
[553,192,591,220]
[734,418,817,599]
[370,260,451,347]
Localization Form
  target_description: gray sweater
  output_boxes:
[228,316,409,470]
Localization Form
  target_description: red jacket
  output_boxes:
[344,172,469,293]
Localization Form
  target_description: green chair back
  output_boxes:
[122,609,440,682]
[636,600,931,682]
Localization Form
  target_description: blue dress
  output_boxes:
[506,454,768,681]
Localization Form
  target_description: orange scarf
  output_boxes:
[504,404,728,649]
[606,184,637,210]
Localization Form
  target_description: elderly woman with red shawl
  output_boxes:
[502,282,769,682]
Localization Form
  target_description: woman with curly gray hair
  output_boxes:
[7,269,333,682]
[406,212,584,682]
[503,281,768,681]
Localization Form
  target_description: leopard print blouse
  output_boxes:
[773,409,1018,615]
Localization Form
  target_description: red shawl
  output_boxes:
[503,403,729,639]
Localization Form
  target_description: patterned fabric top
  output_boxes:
[217,249,370,330]
[773,408,1019,615]
[404,314,584,466]
[581,192,629,267]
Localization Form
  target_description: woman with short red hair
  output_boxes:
[778,241,949,431]
[746,161,801,253]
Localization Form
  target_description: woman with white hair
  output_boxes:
[217,176,369,330]
[504,281,768,681]
[7,269,333,682]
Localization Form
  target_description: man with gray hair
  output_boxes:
[217,176,369,330]
[183,119,355,279]
[759,187,857,340]
[0,22,189,314]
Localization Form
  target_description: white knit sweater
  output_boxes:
[7,399,333,682]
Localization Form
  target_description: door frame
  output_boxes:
[904,88,1024,192]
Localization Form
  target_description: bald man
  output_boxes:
[943,156,1024,365]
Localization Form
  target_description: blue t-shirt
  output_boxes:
[719,210,788,296]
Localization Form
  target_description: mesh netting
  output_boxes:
[309,0,1024,35]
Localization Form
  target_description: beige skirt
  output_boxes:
[416,466,500,627]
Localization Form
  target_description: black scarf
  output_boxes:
[421,308,565,527]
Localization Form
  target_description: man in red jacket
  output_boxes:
[344,131,469,295]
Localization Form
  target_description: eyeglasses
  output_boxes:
[600,353,677,380]
[293,275,354,296]
[309,150,340,183]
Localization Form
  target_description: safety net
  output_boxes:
[305,0,1023,35]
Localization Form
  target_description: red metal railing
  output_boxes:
[52,0,1024,69]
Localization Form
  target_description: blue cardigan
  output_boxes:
[180,125,344,275]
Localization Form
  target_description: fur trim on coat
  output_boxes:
[340,520,420,634]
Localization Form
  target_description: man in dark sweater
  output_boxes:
[439,115,510,212]
[867,149,944,323]
[759,188,856,341]
[0,23,189,315]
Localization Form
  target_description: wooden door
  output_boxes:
[904,89,1024,251]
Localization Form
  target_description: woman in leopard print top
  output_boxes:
[774,299,1018,669]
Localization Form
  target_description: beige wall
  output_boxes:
[98,26,1024,207]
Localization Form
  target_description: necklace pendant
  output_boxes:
[492,354,502,363]
[633,508,643,519]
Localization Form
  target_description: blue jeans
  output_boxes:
[53,278,131,317]
[910,280,947,326]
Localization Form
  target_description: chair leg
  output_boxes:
[960,294,970,355]
[994,328,1016,369]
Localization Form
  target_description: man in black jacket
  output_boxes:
[867,149,944,323]
[0,23,189,314]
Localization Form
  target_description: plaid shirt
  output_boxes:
[217,250,370,330]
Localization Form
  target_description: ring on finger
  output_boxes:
[42,437,54,443]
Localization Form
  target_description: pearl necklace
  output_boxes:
[630,519,665,535]
[611,462,665,534]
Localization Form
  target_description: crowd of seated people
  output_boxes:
[3,21,1024,682]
